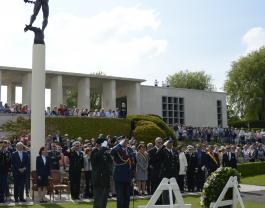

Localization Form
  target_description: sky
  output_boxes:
[1,0,265,105]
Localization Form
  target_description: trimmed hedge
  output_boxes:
[237,161,265,177]
[128,114,176,139]
[201,167,240,208]
[133,121,166,144]
[1,117,131,139]
[229,120,265,128]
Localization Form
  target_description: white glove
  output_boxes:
[201,166,206,171]
[119,139,125,146]
[163,140,169,146]
[101,141,108,148]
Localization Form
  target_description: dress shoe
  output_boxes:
[20,199,27,202]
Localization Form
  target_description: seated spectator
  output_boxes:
[51,106,58,116]
[58,104,65,116]
[100,108,105,117]
[105,109,113,118]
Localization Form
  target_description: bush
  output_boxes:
[133,121,166,144]
[128,114,176,139]
[201,167,240,208]
[237,162,265,177]
[1,117,132,140]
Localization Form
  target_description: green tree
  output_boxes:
[66,89,77,107]
[166,70,214,90]
[224,47,265,120]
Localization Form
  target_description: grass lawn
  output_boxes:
[241,174,265,186]
[9,196,265,208]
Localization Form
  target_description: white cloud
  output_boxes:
[0,3,167,77]
[242,27,265,53]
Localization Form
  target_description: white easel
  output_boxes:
[210,176,245,208]
[138,178,192,208]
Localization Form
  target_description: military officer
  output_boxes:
[0,140,11,203]
[91,138,112,208]
[64,141,84,200]
[185,145,197,192]
[111,138,135,208]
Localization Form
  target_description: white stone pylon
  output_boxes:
[31,44,46,171]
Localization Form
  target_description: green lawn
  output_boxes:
[241,174,265,186]
[9,196,265,208]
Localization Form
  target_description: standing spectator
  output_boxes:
[249,145,257,162]
[0,140,11,203]
[185,145,197,192]
[257,144,265,161]
[222,145,237,169]
[36,147,50,203]
[195,144,207,191]
[91,139,112,208]
[135,144,149,196]
[11,142,30,202]
[83,147,93,198]
[64,141,84,200]
[242,145,250,162]
[48,143,61,171]
[177,145,187,193]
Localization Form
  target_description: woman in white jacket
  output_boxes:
[177,145,188,192]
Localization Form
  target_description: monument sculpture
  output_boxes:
[24,0,48,171]
[24,0,49,44]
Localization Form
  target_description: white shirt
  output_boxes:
[42,155,46,165]
[18,151,23,161]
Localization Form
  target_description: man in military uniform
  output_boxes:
[148,137,164,194]
[48,142,61,170]
[205,145,220,175]
[159,139,180,204]
[0,140,11,203]
[91,138,112,208]
[111,138,134,208]
[185,145,197,192]
[64,141,84,200]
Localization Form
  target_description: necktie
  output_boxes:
[19,152,23,161]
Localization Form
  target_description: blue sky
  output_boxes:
[1,0,265,98]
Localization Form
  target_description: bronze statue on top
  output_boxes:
[24,0,49,44]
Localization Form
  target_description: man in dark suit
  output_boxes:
[11,142,30,202]
[222,145,237,168]
[52,131,63,145]
[148,137,164,194]
[111,138,134,208]
[205,146,220,175]
[195,144,207,191]
[91,138,112,208]
[64,141,84,200]
[185,145,197,192]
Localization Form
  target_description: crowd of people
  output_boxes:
[0,102,124,118]
[1,131,265,207]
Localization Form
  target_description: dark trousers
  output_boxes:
[115,181,130,208]
[84,171,93,198]
[177,175,185,192]
[0,174,8,202]
[70,172,81,199]
[93,186,108,208]
[13,174,26,200]
[196,169,205,191]
[150,176,161,194]
[186,171,195,191]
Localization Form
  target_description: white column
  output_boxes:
[127,82,141,114]
[78,78,90,109]
[22,72,32,107]
[31,44,46,171]
[7,83,16,105]
[50,75,63,108]
[102,80,116,111]
[0,70,2,101]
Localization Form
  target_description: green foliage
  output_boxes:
[229,120,265,128]
[65,89,77,107]
[201,167,240,208]
[224,47,265,120]
[237,162,265,177]
[90,91,102,110]
[166,70,215,90]
[1,117,131,139]
[133,121,166,144]
[128,114,176,139]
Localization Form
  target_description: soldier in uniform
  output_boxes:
[185,145,197,192]
[159,139,180,204]
[91,138,112,208]
[0,140,11,203]
[111,138,134,208]
[64,141,84,200]
[148,137,164,194]
[48,142,61,171]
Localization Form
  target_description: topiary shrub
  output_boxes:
[237,161,265,177]
[128,114,176,139]
[133,121,166,144]
[201,167,241,208]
